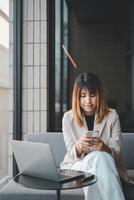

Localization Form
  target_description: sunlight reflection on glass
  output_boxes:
[0,0,9,181]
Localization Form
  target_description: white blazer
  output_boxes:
[61,108,128,181]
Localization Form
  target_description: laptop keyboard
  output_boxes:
[59,169,76,176]
[58,172,71,179]
[58,169,85,182]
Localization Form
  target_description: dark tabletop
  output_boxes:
[14,172,97,190]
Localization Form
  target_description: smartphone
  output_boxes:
[86,130,99,138]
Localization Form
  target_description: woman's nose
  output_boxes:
[85,96,91,103]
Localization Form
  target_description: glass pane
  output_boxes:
[69,2,134,133]
[0,0,9,180]
[62,0,69,112]
[55,0,61,130]
[54,0,69,131]
[50,1,134,133]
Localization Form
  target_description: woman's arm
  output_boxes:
[62,113,92,159]
[62,113,81,160]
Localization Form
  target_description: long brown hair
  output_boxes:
[72,73,109,127]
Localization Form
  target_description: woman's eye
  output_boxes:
[90,94,96,97]
[80,94,86,97]
[80,95,85,97]
[80,93,96,98]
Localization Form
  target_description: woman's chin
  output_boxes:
[84,110,95,116]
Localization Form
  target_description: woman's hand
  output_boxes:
[75,135,93,157]
[75,136,111,157]
[87,137,111,154]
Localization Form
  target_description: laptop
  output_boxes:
[12,140,86,183]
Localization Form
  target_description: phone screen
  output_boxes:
[86,130,99,138]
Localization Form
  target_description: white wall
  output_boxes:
[22,0,48,137]
[8,0,48,179]
[0,89,9,180]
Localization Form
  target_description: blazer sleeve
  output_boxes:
[108,110,122,159]
[108,110,129,180]
[62,113,83,161]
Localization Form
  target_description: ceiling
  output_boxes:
[70,0,128,24]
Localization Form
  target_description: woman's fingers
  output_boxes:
[78,135,101,153]
[86,137,99,143]
[81,141,92,153]
[82,141,91,148]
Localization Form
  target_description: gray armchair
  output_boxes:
[0,132,134,200]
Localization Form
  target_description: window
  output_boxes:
[48,0,69,131]
[0,0,10,182]
[49,0,134,133]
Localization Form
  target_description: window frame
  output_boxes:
[13,0,22,176]
[48,0,70,132]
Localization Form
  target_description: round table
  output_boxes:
[14,172,97,200]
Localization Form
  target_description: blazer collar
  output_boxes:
[82,113,107,138]
[94,114,107,137]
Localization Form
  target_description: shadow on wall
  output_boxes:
[108,100,134,133]
[120,110,134,133]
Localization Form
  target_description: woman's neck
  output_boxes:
[84,111,95,116]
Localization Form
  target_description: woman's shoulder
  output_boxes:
[63,110,73,122]
[107,108,119,120]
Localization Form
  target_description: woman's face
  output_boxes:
[80,88,97,116]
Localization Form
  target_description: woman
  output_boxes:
[60,72,128,200]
